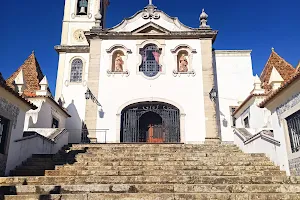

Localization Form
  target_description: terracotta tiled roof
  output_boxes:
[6,52,51,97]
[0,72,37,110]
[259,71,300,108]
[232,93,266,116]
[260,49,296,91]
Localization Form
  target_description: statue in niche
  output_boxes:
[114,54,124,72]
[178,54,188,72]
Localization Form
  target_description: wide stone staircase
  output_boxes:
[1,144,300,199]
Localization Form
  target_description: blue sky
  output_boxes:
[1,0,299,93]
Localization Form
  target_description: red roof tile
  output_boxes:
[6,52,51,97]
[259,72,300,108]
[260,49,296,91]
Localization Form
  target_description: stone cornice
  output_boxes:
[214,50,252,56]
[54,45,90,53]
[85,29,218,43]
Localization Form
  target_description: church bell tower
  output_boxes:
[59,0,109,46]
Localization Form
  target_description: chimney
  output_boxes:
[14,69,25,95]
[268,67,284,91]
[36,76,50,96]
[253,75,264,94]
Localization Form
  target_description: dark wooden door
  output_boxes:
[147,124,164,143]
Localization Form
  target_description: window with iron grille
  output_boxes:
[139,44,162,77]
[70,59,83,82]
[287,111,300,153]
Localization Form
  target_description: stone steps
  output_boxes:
[71,144,238,148]
[14,165,55,171]
[73,157,269,162]
[76,152,266,157]
[69,160,275,167]
[55,165,281,171]
[4,184,300,194]
[10,170,46,176]
[84,148,243,153]
[29,152,267,159]
[44,169,285,176]
[1,175,300,185]
[5,193,300,200]
[24,156,270,163]
[2,144,300,199]
[74,145,242,151]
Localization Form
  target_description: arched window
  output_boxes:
[139,44,162,77]
[70,59,83,82]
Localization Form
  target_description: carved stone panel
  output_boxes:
[276,92,300,118]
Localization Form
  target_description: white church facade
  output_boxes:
[54,0,254,144]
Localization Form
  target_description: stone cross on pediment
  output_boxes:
[149,0,152,5]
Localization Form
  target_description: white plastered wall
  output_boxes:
[59,53,90,143]
[235,97,272,130]
[0,87,32,175]
[24,98,68,130]
[95,39,206,143]
[267,81,300,174]
[214,51,254,141]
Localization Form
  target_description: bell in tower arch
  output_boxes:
[78,0,88,15]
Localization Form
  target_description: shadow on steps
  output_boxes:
[9,145,88,177]
[0,185,63,200]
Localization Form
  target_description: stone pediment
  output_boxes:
[108,5,194,33]
[131,22,170,35]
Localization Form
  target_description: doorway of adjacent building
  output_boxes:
[0,115,10,154]
[120,102,180,143]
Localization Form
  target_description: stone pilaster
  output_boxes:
[85,39,102,142]
[54,53,66,101]
[200,39,220,144]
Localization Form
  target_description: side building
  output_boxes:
[1,52,72,175]
[0,73,37,176]
[233,48,299,175]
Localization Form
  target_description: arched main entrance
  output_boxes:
[120,102,180,143]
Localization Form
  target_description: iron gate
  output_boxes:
[287,111,300,153]
[121,102,180,143]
